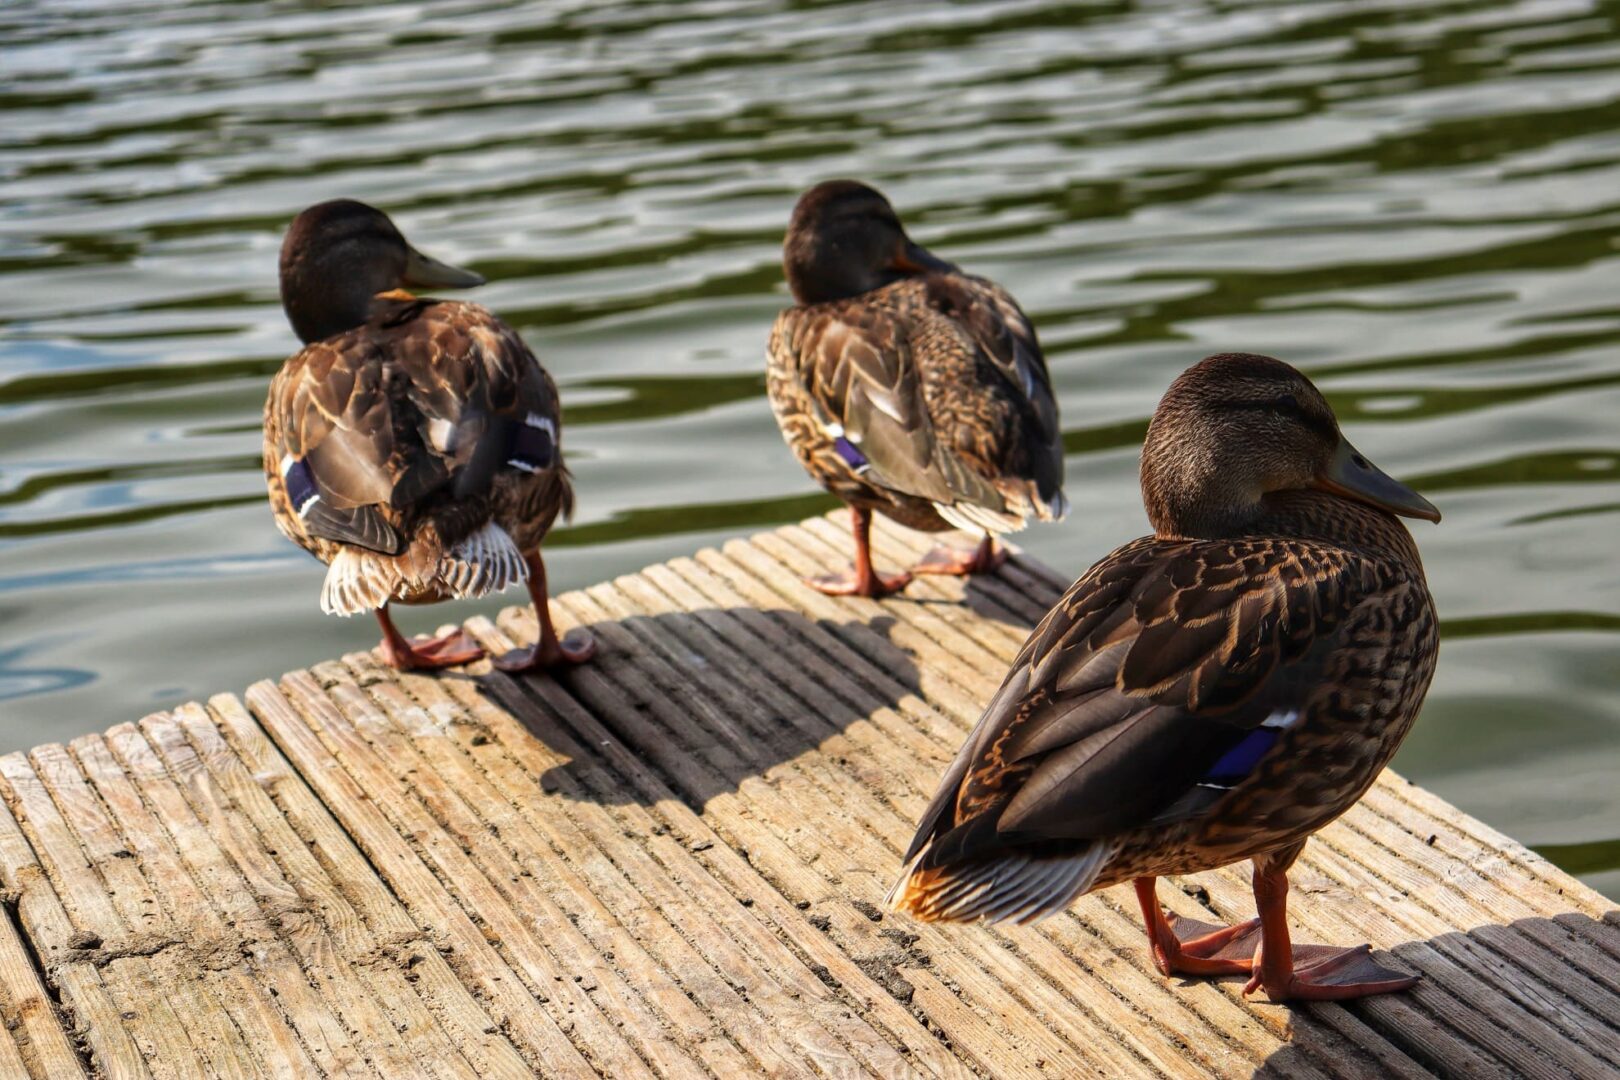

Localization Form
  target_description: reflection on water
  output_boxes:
[1,0,1617,897]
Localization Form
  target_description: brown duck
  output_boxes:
[263,199,594,671]
[767,180,1067,597]
[889,353,1441,1002]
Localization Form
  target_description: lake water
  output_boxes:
[2,0,1617,899]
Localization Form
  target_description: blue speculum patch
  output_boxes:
[282,457,320,517]
[1203,727,1280,785]
[832,436,869,474]
[509,419,555,472]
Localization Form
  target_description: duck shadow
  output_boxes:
[1255,910,1620,1077]
[472,606,925,811]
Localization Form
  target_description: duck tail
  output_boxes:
[436,522,529,600]
[933,499,1026,536]
[934,478,1068,536]
[320,549,401,616]
[887,841,1109,926]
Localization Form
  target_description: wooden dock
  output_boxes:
[0,512,1615,1079]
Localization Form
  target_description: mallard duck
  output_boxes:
[766,180,1067,597]
[889,353,1441,1002]
[263,199,594,672]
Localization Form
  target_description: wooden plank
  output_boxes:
[28,740,259,1080]
[279,667,667,1080]
[901,967,1047,1080]
[350,654,825,1080]
[0,782,147,1080]
[368,658,797,1080]
[192,698,531,1080]
[0,749,193,1077]
[309,656,716,1080]
[0,836,84,1078]
[243,678,602,1079]
[459,616,974,1080]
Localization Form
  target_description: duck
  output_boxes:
[263,199,595,672]
[888,352,1441,1002]
[766,180,1067,598]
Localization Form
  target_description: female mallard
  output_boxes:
[766,180,1067,597]
[263,199,594,672]
[889,353,1441,1002]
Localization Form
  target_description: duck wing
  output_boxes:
[772,302,1011,514]
[894,533,1429,921]
[925,274,1064,509]
[268,299,559,555]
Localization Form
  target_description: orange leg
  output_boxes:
[913,532,1008,577]
[1243,862,1419,1002]
[1134,877,1260,978]
[374,605,483,671]
[493,551,597,672]
[806,506,912,598]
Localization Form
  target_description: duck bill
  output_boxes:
[889,238,953,275]
[402,245,486,289]
[1313,438,1441,523]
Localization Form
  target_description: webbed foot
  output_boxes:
[806,567,913,598]
[912,535,1006,577]
[378,629,484,671]
[1244,942,1420,1001]
[494,627,596,673]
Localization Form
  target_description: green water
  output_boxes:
[1,0,1616,900]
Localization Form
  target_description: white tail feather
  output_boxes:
[933,500,1026,536]
[320,549,399,617]
[437,522,528,601]
[319,522,529,616]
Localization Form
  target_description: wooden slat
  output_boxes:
[193,697,531,1080]
[0,818,85,1079]
[244,678,604,1078]
[0,511,1614,1079]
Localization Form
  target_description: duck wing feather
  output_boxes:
[926,274,1065,508]
[773,299,1012,515]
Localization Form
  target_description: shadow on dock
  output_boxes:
[470,608,926,811]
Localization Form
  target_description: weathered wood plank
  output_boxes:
[193,697,532,1080]
[244,678,603,1078]
[31,739,260,1080]
[0,512,1614,1079]
[0,865,84,1079]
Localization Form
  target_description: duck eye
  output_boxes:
[1274,393,1301,414]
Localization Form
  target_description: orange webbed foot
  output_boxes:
[1152,913,1262,977]
[805,567,912,598]
[912,536,1006,577]
[494,628,597,673]
[1244,942,1420,1002]
[378,629,484,671]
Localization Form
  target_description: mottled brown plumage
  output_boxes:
[766,180,1066,596]
[890,352,1442,1003]
[263,199,593,671]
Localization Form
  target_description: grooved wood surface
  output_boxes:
[0,512,1615,1078]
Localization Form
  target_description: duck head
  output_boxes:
[782,180,954,305]
[1140,352,1440,538]
[279,199,486,344]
